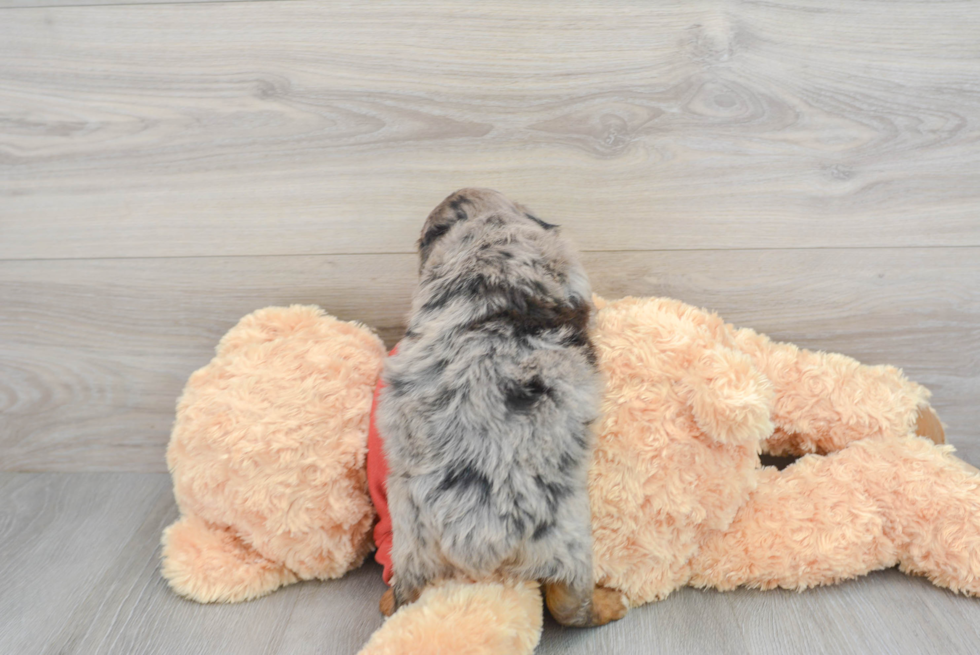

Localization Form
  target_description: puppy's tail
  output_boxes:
[358,580,542,655]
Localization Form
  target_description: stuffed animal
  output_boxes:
[161,298,978,654]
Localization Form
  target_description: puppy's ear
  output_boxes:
[418,222,452,263]
[524,212,558,230]
[418,194,473,268]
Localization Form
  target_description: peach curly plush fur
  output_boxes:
[162,298,977,654]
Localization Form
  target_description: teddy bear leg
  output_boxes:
[689,451,901,593]
[731,327,942,455]
[854,437,980,595]
[358,581,544,655]
[691,438,980,595]
[161,514,298,603]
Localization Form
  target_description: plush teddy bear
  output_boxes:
[161,298,979,654]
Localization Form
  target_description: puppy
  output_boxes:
[377,188,627,627]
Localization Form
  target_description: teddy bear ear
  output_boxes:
[592,294,607,310]
[683,344,775,447]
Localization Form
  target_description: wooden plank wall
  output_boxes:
[2,0,978,472]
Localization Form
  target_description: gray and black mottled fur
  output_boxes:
[378,188,608,626]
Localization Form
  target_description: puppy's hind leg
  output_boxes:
[536,489,629,626]
[590,584,630,626]
[543,578,591,626]
[391,578,425,613]
[544,579,628,627]
[540,539,628,627]
[378,587,396,617]
[387,490,439,613]
[389,535,430,612]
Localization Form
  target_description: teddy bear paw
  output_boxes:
[915,406,945,445]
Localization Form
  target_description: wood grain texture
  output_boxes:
[0,473,171,655]
[0,473,386,655]
[39,478,388,655]
[3,473,980,654]
[723,569,980,655]
[5,0,258,8]
[2,247,977,472]
[541,571,980,654]
[2,0,980,259]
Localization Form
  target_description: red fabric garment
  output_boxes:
[366,346,397,585]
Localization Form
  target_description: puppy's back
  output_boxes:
[379,189,599,594]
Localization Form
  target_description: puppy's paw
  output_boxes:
[590,585,629,626]
[379,587,396,617]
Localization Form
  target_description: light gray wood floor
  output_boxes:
[2,0,979,652]
[4,472,980,655]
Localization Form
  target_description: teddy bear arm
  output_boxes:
[690,438,980,596]
[730,326,940,456]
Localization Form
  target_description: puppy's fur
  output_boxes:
[378,188,626,626]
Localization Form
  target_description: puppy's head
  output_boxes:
[417,188,558,272]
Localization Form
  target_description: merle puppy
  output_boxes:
[377,188,628,627]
